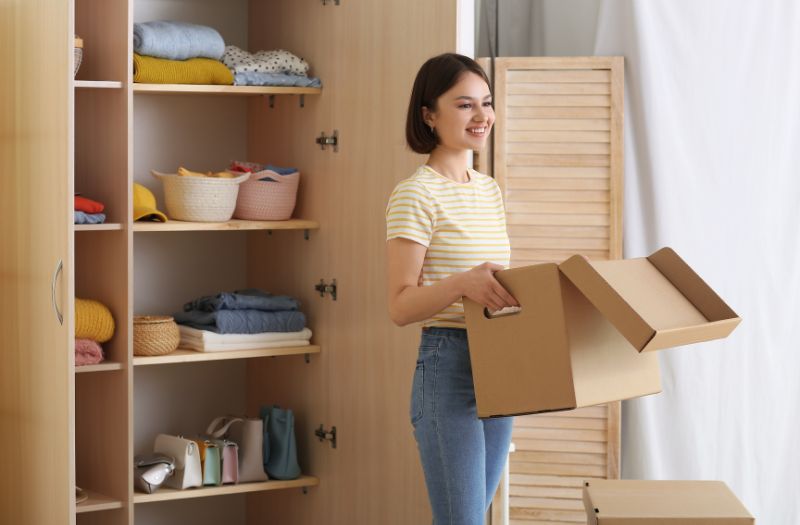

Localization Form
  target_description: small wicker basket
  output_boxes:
[234,170,300,221]
[133,316,180,356]
[74,36,83,78]
[151,170,250,222]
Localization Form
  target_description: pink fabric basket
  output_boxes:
[233,169,300,221]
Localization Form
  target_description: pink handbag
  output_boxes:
[213,439,239,484]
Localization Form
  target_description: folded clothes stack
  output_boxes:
[222,45,322,88]
[174,289,310,352]
[133,21,322,88]
[74,195,106,225]
[75,298,115,365]
[133,21,233,85]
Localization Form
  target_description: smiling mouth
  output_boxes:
[467,126,487,137]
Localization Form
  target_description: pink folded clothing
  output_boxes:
[75,338,104,366]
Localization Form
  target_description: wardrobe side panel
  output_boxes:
[0,0,75,524]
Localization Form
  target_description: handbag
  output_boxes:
[153,434,202,489]
[192,439,221,486]
[134,453,176,494]
[209,438,239,484]
[206,416,268,483]
[260,405,301,480]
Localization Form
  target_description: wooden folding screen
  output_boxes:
[477,57,624,524]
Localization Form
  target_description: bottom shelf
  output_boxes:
[133,475,319,504]
[76,489,124,514]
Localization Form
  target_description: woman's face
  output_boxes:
[424,72,494,152]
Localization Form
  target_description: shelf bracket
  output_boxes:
[302,487,309,495]
[304,229,310,240]
[267,230,273,236]
[268,94,275,109]
[299,94,305,108]
[304,353,310,364]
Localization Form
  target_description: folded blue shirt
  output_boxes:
[174,309,306,334]
[184,288,299,313]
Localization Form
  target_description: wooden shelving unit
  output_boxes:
[75,361,125,373]
[133,476,319,504]
[133,84,321,96]
[133,345,320,366]
[75,80,125,89]
[74,223,124,232]
[133,218,319,232]
[76,489,124,514]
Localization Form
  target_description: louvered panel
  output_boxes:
[507,167,609,179]
[507,69,611,83]
[508,130,611,143]
[507,225,608,239]
[509,95,612,108]
[511,106,611,118]
[507,83,612,95]
[508,118,610,131]
[507,142,611,155]
[506,190,609,203]
[479,56,623,525]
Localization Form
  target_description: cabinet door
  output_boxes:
[0,0,74,523]
[323,1,458,524]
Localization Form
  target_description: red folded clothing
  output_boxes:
[75,338,104,366]
[74,195,105,214]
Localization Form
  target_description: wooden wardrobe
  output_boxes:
[1,0,460,524]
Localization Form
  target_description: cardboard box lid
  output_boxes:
[583,480,754,524]
[559,247,741,352]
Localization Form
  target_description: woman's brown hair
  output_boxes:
[406,53,492,154]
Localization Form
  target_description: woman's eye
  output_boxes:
[459,104,472,109]
[483,102,493,107]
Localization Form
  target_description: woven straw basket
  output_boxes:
[74,37,83,78]
[133,316,180,356]
[151,170,250,222]
[234,170,300,221]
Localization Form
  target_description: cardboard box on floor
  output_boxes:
[582,479,755,524]
[463,247,740,418]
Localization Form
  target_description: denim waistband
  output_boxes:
[422,326,468,338]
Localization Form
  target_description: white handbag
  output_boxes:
[206,416,268,483]
[154,434,203,489]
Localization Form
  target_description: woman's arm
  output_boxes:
[386,238,518,327]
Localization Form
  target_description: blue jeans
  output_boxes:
[411,327,514,524]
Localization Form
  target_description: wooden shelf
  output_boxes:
[76,489,124,513]
[75,361,125,373]
[134,476,319,503]
[134,345,319,366]
[133,218,319,233]
[75,223,124,232]
[133,84,321,96]
[75,80,124,89]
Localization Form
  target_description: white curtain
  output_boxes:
[594,2,800,523]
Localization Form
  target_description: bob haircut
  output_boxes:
[406,53,492,154]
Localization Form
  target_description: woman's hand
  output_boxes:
[458,262,519,313]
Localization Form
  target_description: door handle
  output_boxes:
[51,259,63,325]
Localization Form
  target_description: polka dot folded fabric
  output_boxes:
[222,45,310,76]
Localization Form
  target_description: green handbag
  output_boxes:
[260,405,301,480]
[192,439,221,486]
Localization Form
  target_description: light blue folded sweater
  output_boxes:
[133,21,225,61]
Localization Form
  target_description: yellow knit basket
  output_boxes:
[75,298,115,343]
[133,316,180,357]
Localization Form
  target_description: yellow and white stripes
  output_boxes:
[386,165,511,328]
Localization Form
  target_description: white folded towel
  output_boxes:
[178,325,312,352]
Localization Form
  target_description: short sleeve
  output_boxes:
[385,179,434,247]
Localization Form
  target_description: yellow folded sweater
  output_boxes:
[75,298,115,343]
[133,53,233,85]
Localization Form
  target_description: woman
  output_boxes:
[385,53,518,524]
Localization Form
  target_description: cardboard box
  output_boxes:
[582,479,755,524]
[463,247,740,417]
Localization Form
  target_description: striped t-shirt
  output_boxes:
[385,165,511,328]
